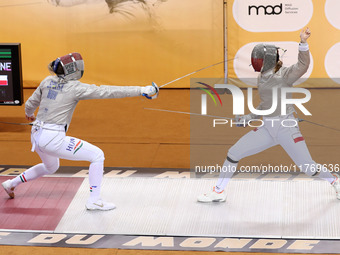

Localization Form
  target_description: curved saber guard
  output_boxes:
[143,82,159,99]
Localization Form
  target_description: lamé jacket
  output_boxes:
[25,78,142,127]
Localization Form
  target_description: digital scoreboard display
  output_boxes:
[0,43,23,105]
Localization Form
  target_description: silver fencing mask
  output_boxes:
[251,44,279,72]
[52,53,84,81]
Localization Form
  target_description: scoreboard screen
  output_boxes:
[0,43,23,105]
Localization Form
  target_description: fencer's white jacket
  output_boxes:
[25,76,142,127]
[251,43,310,119]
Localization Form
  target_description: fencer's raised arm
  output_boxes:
[300,27,311,44]
[47,0,101,7]
[282,28,311,85]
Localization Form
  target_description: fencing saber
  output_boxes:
[0,121,32,126]
[298,118,340,132]
[145,108,340,132]
[144,108,234,119]
[159,58,236,88]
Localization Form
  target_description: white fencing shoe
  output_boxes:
[332,173,340,200]
[2,180,15,199]
[86,199,116,211]
[197,187,227,203]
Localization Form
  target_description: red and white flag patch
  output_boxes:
[292,132,305,143]
[0,75,8,86]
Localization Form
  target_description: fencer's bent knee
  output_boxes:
[227,155,239,164]
[44,159,60,174]
[92,147,105,163]
[227,148,241,162]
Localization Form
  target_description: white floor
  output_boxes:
[55,177,340,239]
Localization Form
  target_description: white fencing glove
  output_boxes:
[141,82,159,99]
[234,114,252,127]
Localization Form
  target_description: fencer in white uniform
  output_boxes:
[198,28,340,203]
[2,52,159,211]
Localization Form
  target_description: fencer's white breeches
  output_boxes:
[215,114,334,192]
[229,114,315,171]
[31,123,104,169]
[12,123,105,201]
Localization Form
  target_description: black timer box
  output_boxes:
[0,43,23,105]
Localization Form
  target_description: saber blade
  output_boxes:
[144,108,233,119]
[0,121,32,126]
[298,118,340,132]
[159,58,236,88]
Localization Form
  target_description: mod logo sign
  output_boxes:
[233,0,313,32]
[248,4,283,15]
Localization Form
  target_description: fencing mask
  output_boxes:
[251,44,279,72]
[52,53,84,81]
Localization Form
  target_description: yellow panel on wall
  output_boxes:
[1,0,224,88]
